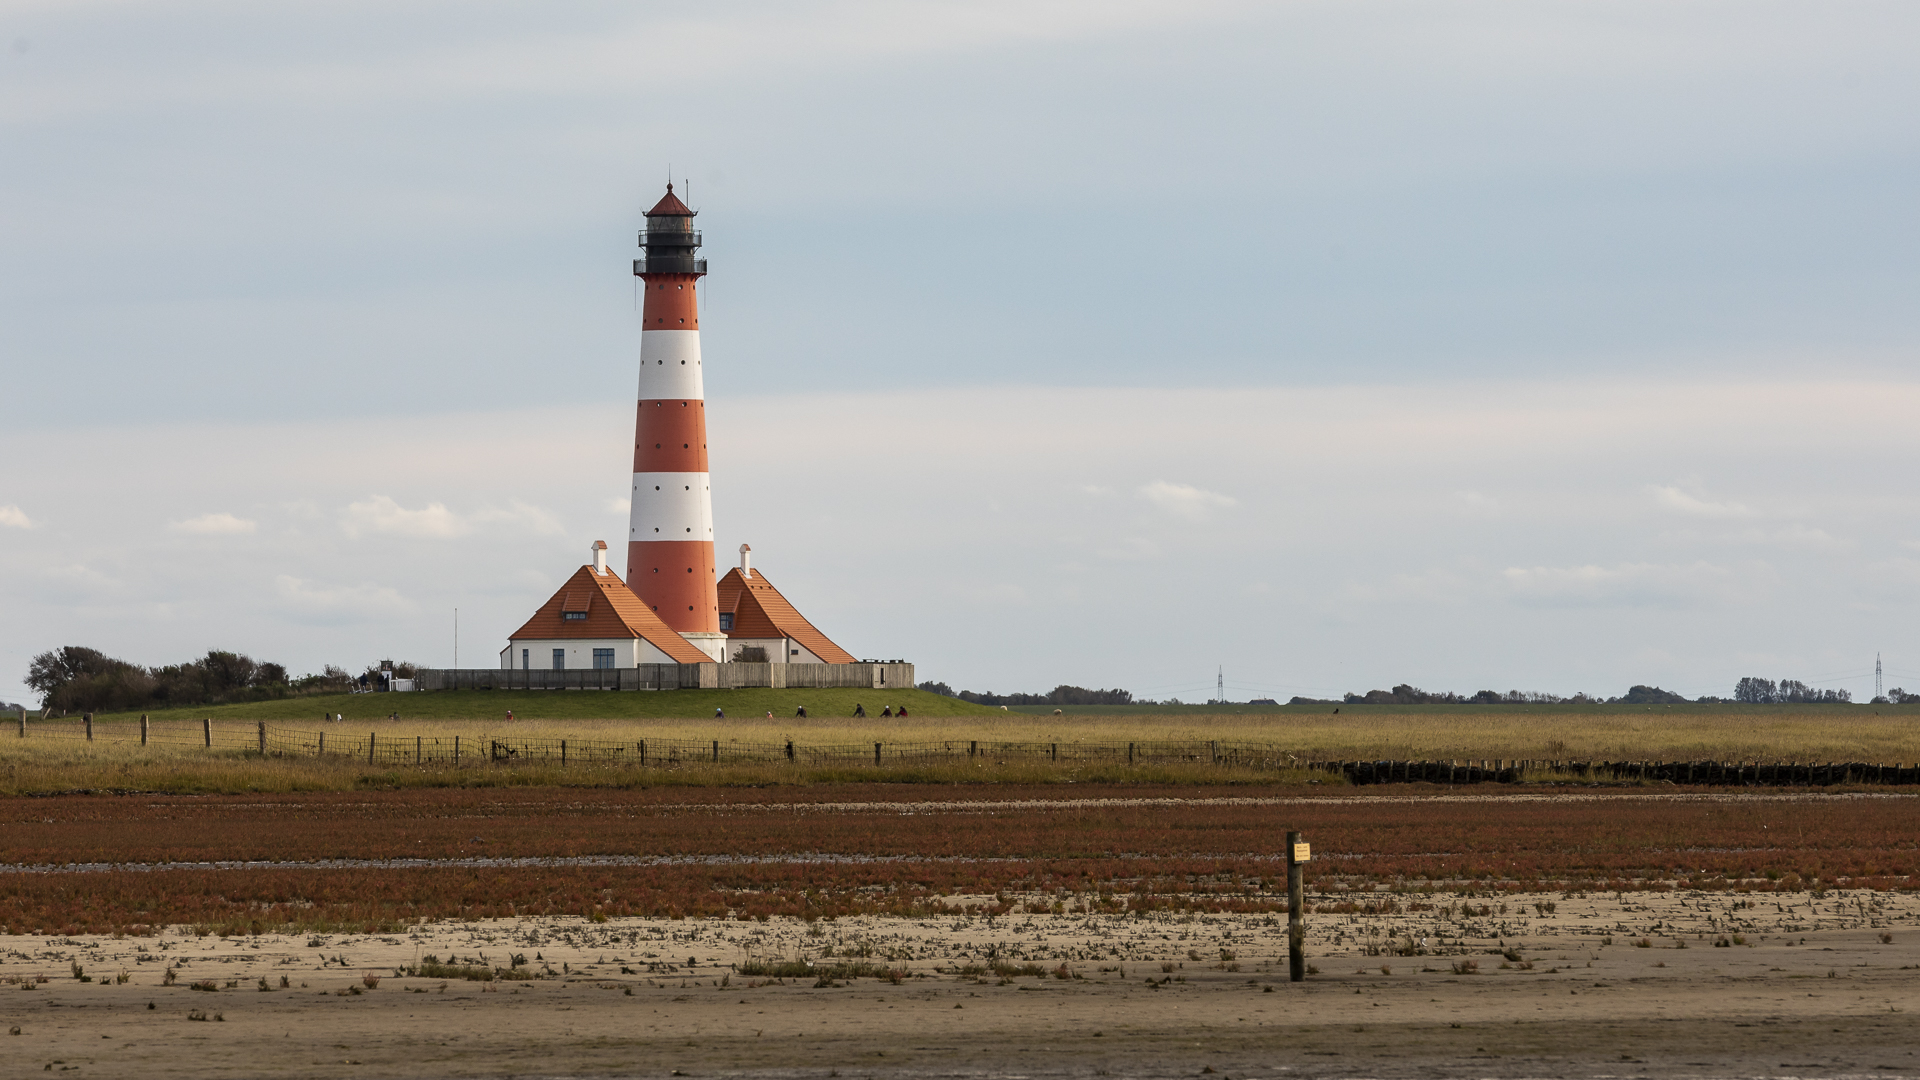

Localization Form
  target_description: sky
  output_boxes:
[2,0,1918,706]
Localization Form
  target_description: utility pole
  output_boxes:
[1877,653,1883,700]
[455,607,459,669]
[1216,666,1225,706]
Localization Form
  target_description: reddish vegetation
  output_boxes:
[1,787,1914,934]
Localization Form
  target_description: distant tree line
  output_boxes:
[1285,678,1866,706]
[917,682,1134,707]
[1728,677,1852,705]
[21,645,401,714]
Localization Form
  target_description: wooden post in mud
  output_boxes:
[1288,830,1308,982]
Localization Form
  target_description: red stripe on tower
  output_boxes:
[627,184,725,661]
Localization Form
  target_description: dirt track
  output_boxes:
[5,890,1918,1078]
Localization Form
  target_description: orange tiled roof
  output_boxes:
[646,185,693,217]
[510,565,712,664]
[716,567,857,664]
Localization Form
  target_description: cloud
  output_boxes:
[1139,481,1236,519]
[340,496,563,539]
[169,511,257,535]
[341,496,468,539]
[1501,561,1745,608]
[273,575,417,623]
[39,563,120,593]
[0,505,30,529]
[1650,485,1754,519]
[470,500,566,537]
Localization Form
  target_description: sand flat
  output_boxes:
[3,889,1917,1077]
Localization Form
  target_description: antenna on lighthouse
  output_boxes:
[1216,666,1225,706]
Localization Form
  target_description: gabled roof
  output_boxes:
[646,184,693,217]
[716,567,858,664]
[510,565,712,664]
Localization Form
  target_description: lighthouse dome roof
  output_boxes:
[646,184,694,217]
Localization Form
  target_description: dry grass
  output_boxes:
[0,735,1318,795]
[3,703,1916,796]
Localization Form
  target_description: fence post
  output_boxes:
[257,721,265,755]
[970,740,978,759]
[16,710,23,737]
[416,736,422,765]
[368,733,375,765]
[785,740,794,762]
[203,718,212,748]
[1050,743,1057,762]
[84,713,93,741]
[454,735,460,764]
[319,732,325,756]
[712,740,719,763]
[1287,830,1307,982]
[561,740,567,767]
[639,739,646,766]
[874,742,882,766]
[140,714,149,746]
[1128,742,1134,765]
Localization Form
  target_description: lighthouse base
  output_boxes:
[681,632,730,662]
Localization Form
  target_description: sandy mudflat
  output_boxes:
[3,890,1917,1079]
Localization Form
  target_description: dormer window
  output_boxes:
[563,612,587,621]
[718,613,734,631]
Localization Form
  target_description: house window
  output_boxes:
[718,613,733,631]
[592,648,615,669]
[521,649,529,671]
[552,648,566,670]
[563,612,587,621]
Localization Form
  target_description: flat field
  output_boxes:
[3,786,1915,934]
[3,785,1918,1078]
[19,698,1920,759]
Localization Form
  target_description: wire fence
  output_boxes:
[7,716,1920,786]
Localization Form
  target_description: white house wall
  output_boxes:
[726,637,823,664]
[502,637,681,669]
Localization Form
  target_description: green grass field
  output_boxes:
[49,686,997,724]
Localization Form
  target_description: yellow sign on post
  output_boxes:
[1291,842,1311,863]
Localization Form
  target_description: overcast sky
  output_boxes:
[3,0,1917,706]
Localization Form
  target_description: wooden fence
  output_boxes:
[9,716,1920,786]
[414,662,914,692]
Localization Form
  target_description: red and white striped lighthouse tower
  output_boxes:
[626,184,726,660]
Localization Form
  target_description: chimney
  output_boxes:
[739,543,752,579]
[592,540,608,575]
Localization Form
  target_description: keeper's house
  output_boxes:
[501,542,712,670]
[715,545,856,665]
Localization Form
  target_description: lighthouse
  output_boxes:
[626,184,726,661]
